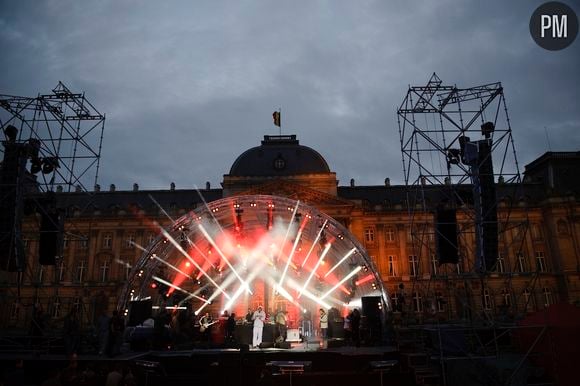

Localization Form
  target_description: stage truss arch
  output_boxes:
[119,195,390,323]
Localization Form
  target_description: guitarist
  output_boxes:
[199,312,213,343]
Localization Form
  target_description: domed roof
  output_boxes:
[228,135,331,176]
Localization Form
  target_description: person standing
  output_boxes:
[199,312,213,343]
[252,305,266,348]
[225,312,236,344]
[319,309,328,342]
[275,310,287,343]
[107,310,125,357]
[350,308,361,347]
[64,307,80,357]
[96,309,110,355]
[245,308,253,324]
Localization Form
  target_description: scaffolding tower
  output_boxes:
[397,73,536,321]
[0,82,105,272]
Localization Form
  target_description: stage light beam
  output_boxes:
[324,247,356,278]
[320,266,362,300]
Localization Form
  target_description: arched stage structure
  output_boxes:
[119,195,389,328]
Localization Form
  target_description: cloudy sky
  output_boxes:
[1,0,578,191]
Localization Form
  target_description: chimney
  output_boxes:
[170,182,175,191]
[133,183,139,192]
[206,181,211,190]
[350,178,355,187]
[384,178,390,187]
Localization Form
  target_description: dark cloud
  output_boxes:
[1,0,578,189]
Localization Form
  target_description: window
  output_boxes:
[436,292,445,312]
[535,251,546,272]
[388,255,397,277]
[51,297,61,319]
[408,255,419,276]
[124,262,132,280]
[431,255,438,276]
[99,260,110,283]
[125,234,136,249]
[482,289,492,310]
[80,236,89,249]
[385,227,395,242]
[542,288,553,308]
[73,297,82,313]
[501,289,511,307]
[76,260,87,283]
[364,228,375,243]
[10,302,20,320]
[523,288,534,312]
[412,292,422,312]
[516,252,527,273]
[391,292,400,312]
[58,260,66,282]
[495,254,505,273]
[103,233,113,249]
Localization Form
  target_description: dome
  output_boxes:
[228,135,331,176]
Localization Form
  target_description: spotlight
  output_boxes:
[30,158,42,174]
[250,202,257,207]
[446,149,461,165]
[42,156,59,174]
[481,121,495,138]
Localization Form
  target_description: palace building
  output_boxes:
[1,134,579,331]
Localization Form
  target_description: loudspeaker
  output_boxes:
[39,210,62,265]
[128,299,153,326]
[436,208,458,264]
[478,140,498,271]
[362,296,382,342]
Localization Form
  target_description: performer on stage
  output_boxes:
[225,312,236,343]
[275,309,287,343]
[319,308,328,340]
[199,312,213,343]
[252,305,266,348]
[245,308,253,324]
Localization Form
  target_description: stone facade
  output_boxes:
[1,138,578,332]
